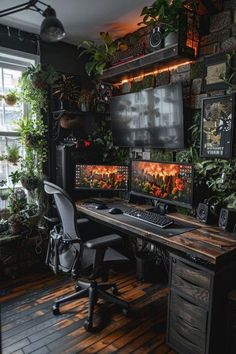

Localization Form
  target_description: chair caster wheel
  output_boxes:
[52,305,60,315]
[111,286,119,295]
[84,319,93,331]
[75,285,81,292]
[122,307,130,316]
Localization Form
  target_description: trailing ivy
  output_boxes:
[17,64,58,177]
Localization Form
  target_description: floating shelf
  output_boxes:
[101,44,195,83]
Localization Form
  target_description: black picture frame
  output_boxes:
[200,94,235,158]
[203,53,229,91]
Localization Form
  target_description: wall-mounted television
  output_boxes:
[131,160,194,209]
[74,164,129,191]
[110,82,184,149]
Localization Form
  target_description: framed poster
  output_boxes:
[203,53,229,91]
[200,95,235,158]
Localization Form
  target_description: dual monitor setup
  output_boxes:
[75,160,194,211]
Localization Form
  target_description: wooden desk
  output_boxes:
[76,199,236,265]
[76,198,236,354]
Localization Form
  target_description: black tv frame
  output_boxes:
[110,82,185,149]
[130,159,194,210]
[74,163,130,192]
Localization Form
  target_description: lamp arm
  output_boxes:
[37,0,50,7]
[0,2,30,17]
[0,0,45,18]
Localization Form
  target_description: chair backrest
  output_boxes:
[44,181,80,247]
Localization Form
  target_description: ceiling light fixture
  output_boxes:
[0,0,66,42]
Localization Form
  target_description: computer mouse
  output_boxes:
[95,204,107,210]
[108,207,123,215]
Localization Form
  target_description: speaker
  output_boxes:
[55,144,73,194]
[164,31,178,47]
[196,202,217,224]
[149,26,165,51]
[218,208,236,232]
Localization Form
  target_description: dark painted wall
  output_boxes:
[0,24,91,88]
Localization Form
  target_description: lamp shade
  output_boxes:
[40,7,66,42]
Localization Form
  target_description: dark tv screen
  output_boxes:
[110,82,184,148]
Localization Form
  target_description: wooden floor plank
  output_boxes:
[1,271,177,354]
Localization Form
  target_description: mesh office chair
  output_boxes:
[44,181,129,331]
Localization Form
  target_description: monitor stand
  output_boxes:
[147,203,176,215]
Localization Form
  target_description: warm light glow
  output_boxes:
[186,39,198,56]
[114,60,193,87]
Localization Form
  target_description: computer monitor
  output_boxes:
[131,160,193,209]
[110,82,184,148]
[75,164,129,191]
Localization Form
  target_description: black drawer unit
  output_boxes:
[167,253,236,354]
[227,290,236,354]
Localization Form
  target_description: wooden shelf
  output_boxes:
[101,44,195,83]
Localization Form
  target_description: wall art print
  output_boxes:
[200,95,235,158]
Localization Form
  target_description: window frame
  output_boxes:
[0,47,39,187]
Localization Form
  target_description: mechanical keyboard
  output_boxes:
[123,208,174,229]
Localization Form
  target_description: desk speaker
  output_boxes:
[149,26,164,51]
[196,202,217,224]
[218,208,236,232]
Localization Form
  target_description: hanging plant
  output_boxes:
[18,63,59,113]
[6,145,21,165]
[0,90,18,106]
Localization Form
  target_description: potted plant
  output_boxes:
[78,89,93,111]
[8,186,27,235]
[138,0,188,48]
[78,32,119,79]
[20,173,40,191]
[224,193,236,210]
[53,74,80,110]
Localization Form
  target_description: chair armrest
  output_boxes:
[44,216,60,223]
[85,234,122,249]
[76,218,90,225]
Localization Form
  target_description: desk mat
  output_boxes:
[85,203,199,238]
[118,214,199,238]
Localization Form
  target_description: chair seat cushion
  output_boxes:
[85,234,122,249]
[80,245,129,270]
[104,246,129,263]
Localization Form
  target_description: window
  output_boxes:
[0,48,38,186]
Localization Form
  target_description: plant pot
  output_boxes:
[21,176,39,191]
[78,101,90,112]
[30,77,47,90]
[59,115,83,130]
[8,221,26,235]
[0,220,8,233]
[4,95,17,106]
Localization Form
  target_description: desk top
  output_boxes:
[76,198,236,265]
